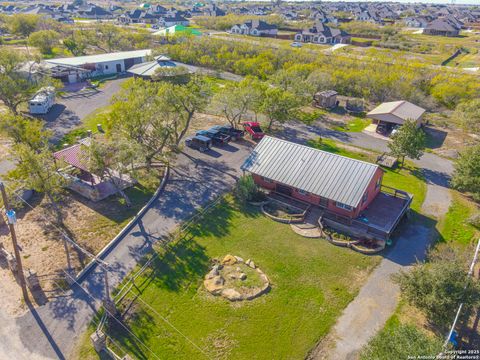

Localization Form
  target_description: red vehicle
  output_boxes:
[242,122,265,140]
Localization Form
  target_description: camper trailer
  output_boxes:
[29,87,55,115]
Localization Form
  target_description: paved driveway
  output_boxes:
[1,141,253,360]
[41,77,128,142]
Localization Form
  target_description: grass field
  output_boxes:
[77,197,381,359]
[437,191,479,246]
[332,117,371,132]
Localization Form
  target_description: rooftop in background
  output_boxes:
[45,49,152,67]
[127,56,179,77]
[241,136,380,208]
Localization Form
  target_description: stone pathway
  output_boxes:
[290,208,323,238]
[311,184,452,360]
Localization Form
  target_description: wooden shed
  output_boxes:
[313,90,338,109]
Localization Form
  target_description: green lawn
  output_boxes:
[332,117,371,132]
[438,191,479,246]
[78,198,380,359]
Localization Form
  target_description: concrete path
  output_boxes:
[311,176,452,360]
[0,142,253,360]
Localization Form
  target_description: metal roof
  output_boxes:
[241,136,380,208]
[45,49,151,67]
[367,100,425,122]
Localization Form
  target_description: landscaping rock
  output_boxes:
[246,259,256,269]
[234,256,244,263]
[205,265,219,280]
[239,273,247,280]
[204,275,225,295]
[222,288,242,301]
[222,254,237,266]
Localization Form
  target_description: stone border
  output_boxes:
[204,255,270,301]
[261,202,305,224]
[75,166,170,282]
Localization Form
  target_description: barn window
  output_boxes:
[105,65,109,69]
[261,176,273,183]
[375,177,381,190]
[362,192,368,204]
[297,189,309,196]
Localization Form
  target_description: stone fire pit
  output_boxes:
[203,255,270,301]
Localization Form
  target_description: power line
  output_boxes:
[5,182,212,359]
[62,269,162,360]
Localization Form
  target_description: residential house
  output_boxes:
[241,136,412,243]
[158,14,190,27]
[404,16,429,28]
[423,18,461,37]
[295,22,351,44]
[231,20,278,37]
[77,5,113,19]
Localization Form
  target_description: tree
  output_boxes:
[8,144,66,223]
[260,87,300,130]
[87,138,142,207]
[451,144,480,201]
[29,30,60,55]
[0,48,42,114]
[151,65,189,82]
[211,77,263,128]
[452,99,480,135]
[157,75,212,147]
[0,114,51,150]
[8,14,39,38]
[234,174,260,204]
[63,36,87,56]
[388,120,425,166]
[109,78,171,168]
[394,258,480,330]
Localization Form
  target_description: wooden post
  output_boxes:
[0,182,29,301]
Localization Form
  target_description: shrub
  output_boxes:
[234,174,260,204]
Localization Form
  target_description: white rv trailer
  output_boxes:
[29,87,55,115]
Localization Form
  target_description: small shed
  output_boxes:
[313,90,338,109]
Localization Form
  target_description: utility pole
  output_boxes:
[0,182,29,301]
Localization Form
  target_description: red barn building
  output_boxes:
[241,136,412,242]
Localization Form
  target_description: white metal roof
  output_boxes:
[241,136,380,208]
[367,100,425,124]
[45,49,152,67]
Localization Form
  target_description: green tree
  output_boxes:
[234,174,260,204]
[63,36,87,56]
[28,30,60,55]
[8,14,39,38]
[451,144,480,201]
[388,119,425,166]
[452,99,480,135]
[87,138,142,207]
[260,88,299,130]
[211,77,264,128]
[0,48,41,114]
[8,144,66,223]
[158,75,212,147]
[0,114,51,150]
[109,78,171,168]
[394,259,480,330]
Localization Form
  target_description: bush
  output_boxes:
[234,174,260,204]
[467,213,480,228]
[394,259,480,330]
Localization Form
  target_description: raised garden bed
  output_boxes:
[262,200,306,224]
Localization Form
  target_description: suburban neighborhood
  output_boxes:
[0,0,479,360]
